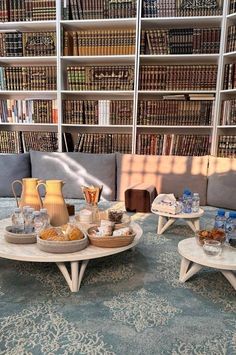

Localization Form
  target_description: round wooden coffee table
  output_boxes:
[178,238,236,291]
[0,218,143,292]
[151,208,204,235]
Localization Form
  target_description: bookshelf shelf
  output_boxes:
[139,54,219,64]
[61,55,135,64]
[60,18,136,30]
[141,16,223,26]
[0,21,56,31]
[137,125,213,129]
[226,13,236,19]
[224,51,236,58]
[217,125,236,128]
[138,90,216,95]
[62,124,133,128]
[0,57,57,64]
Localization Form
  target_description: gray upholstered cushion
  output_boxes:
[207,156,236,210]
[116,153,209,205]
[0,153,31,197]
[30,151,116,200]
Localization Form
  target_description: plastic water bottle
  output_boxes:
[33,211,44,234]
[214,209,226,230]
[192,193,200,213]
[40,208,50,228]
[225,212,236,244]
[11,208,24,233]
[182,189,192,213]
[24,207,35,233]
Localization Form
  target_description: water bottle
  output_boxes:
[33,211,44,234]
[40,208,50,228]
[214,209,226,230]
[192,193,200,213]
[11,208,24,233]
[225,212,236,244]
[24,207,35,233]
[182,189,192,213]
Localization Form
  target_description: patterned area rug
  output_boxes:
[0,199,235,355]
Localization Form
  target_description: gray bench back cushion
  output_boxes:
[207,156,236,210]
[0,153,31,197]
[30,151,116,200]
[116,153,209,205]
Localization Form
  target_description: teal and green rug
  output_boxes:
[0,199,235,355]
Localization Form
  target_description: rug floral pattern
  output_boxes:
[0,199,235,355]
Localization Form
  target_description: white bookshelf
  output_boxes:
[0,0,235,156]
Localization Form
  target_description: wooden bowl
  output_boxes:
[87,226,135,248]
[5,226,36,244]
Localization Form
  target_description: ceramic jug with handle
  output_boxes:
[37,179,69,226]
[12,178,43,211]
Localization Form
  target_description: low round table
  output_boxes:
[151,208,204,235]
[0,219,143,293]
[178,238,236,291]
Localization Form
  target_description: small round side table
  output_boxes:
[151,208,204,235]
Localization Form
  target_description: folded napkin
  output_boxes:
[151,194,182,215]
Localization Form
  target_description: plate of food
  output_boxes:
[37,224,88,253]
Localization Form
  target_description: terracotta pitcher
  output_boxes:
[12,178,43,210]
[37,180,69,227]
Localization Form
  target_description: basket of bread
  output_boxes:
[37,223,88,253]
[196,228,226,246]
[87,219,136,248]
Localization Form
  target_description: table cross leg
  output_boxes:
[186,218,200,233]
[157,216,175,235]
[57,260,89,292]
[221,270,236,290]
[78,260,89,290]
[179,257,203,283]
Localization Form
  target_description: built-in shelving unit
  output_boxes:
[0,0,235,157]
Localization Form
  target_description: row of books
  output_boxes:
[140,28,221,55]
[223,64,236,90]
[0,130,59,153]
[138,99,214,126]
[139,65,217,91]
[0,131,21,153]
[142,0,223,17]
[221,100,236,125]
[227,26,236,53]
[229,0,236,14]
[62,0,136,20]
[73,133,132,154]
[63,30,136,56]
[0,0,56,22]
[0,99,58,124]
[0,66,57,91]
[67,66,134,91]
[137,134,211,156]
[63,99,133,125]
[218,135,236,158]
[0,32,56,57]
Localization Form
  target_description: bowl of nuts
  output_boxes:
[196,228,226,246]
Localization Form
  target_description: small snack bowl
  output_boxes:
[4,226,36,244]
[87,226,136,248]
[196,229,226,246]
[202,239,222,257]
